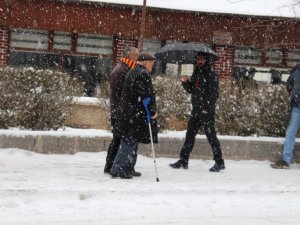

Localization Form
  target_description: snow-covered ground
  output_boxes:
[1,148,300,225]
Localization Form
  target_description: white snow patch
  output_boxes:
[0,148,300,225]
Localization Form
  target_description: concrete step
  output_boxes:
[1,131,300,162]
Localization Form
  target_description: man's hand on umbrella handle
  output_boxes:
[151,112,158,119]
[181,75,189,82]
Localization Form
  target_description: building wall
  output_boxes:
[0,26,9,66]
[6,1,299,47]
[214,46,235,80]
[8,1,139,37]
[0,0,299,79]
[113,37,138,63]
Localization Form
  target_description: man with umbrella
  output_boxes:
[168,51,225,172]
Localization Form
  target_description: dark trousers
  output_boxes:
[180,109,223,163]
[104,133,121,172]
[110,138,139,176]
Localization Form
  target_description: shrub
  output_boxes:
[97,76,191,132]
[97,80,111,129]
[216,81,290,137]
[154,77,290,136]
[152,76,190,131]
[0,67,83,130]
[98,75,290,137]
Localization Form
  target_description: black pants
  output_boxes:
[110,138,139,176]
[104,133,121,172]
[180,109,223,163]
[104,119,120,172]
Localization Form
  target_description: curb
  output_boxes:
[1,132,300,162]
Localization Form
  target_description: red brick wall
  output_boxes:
[213,46,235,80]
[0,26,9,66]
[9,0,300,51]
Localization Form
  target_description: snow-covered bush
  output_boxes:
[0,67,83,130]
[216,81,290,137]
[96,81,112,129]
[97,77,191,132]
[154,77,290,136]
[98,76,290,137]
[153,76,190,130]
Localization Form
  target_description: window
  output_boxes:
[9,28,60,69]
[142,39,161,55]
[53,31,72,51]
[252,67,271,83]
[8,28,114,96]
[77,33,113,55]
[287,49,300,67]
[10,28,48,50]
[63,55,112,96]
[235,47,261,64]
[9,51,60,69]
[233,66,290,84]
[266,49,282,64]
[142,39,162,74]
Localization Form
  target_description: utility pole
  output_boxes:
[139,0,147,52]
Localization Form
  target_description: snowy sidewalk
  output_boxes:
[1,148,300,225]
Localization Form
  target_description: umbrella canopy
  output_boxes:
[155,43,219,64]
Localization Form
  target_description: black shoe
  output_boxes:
[270,160,289,169]
[209,162,225,172]
[132,170,142,177]
[104,164,111,174]
[110,172,133,179]
[169,160,188,169]
[104,168,111,174]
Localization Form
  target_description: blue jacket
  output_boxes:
[287,64,300,108]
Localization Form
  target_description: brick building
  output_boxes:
[0,0,299,94]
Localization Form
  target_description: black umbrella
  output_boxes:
[154,43,219,64]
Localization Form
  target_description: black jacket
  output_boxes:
[182,64,219,114]
[287,64,300,108]
[115,65,158,144]
[109,61,130,124]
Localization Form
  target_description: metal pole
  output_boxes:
[139,0,147,52]
[142,97,159,182]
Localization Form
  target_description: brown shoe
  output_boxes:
[270,160,289,169]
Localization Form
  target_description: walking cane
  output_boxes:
[143,97,159,182]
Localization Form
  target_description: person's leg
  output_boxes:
[180,112,201,163]
[104,133,121,173]
[281,107,300,164]
[170,111,200,168]
[131,143,141,176]
[204,123,223,163]
[110,138,138,178]
[204,117,225,172]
